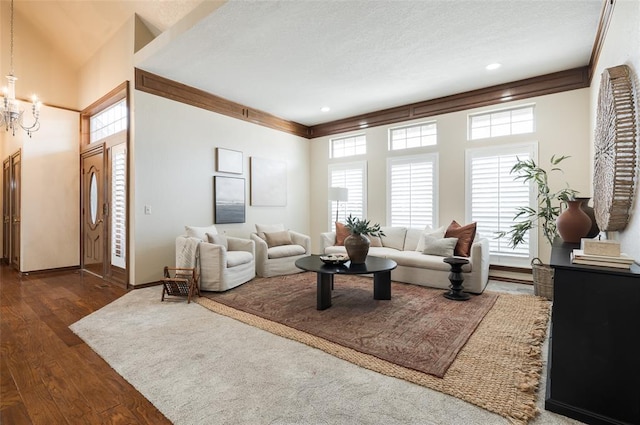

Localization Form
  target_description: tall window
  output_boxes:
[389,121,437,150]
[466,144,536,265]
[330,134,366,158]
[469,105,535,140]
[388,154,437,228]
[328,161,367,229]
[111,144,127,269]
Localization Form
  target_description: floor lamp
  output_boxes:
[328,187,348,223]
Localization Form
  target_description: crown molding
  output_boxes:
[135,69,310,138]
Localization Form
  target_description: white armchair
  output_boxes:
[176,225,255,292]
[250,224,311,277]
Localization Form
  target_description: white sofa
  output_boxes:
[320,226,490,294]
[176,225,255,292]
[250,225,311,277]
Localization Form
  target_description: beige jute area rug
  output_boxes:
[197,282,550,425]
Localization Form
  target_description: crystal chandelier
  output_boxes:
[1,0,41,137]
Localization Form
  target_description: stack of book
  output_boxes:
[570,249,635,269]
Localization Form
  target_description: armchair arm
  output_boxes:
[320,232,337,254]
[250,233,268,262]
[289,230,311,254]
[227,236,255,256]
[199,242,227,277]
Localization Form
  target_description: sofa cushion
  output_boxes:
[403,228,425,251]
[268,244,306,259]
[368,235,383,247]
[207,233,228,250]
[335,222,350,246]
[389,251,472,272]
[422,236,458,257]
[368,247,402,257]
[325,246,347,255]
[226,251,253,268]
[445,220,477,257]
[380,227,407,250]
[415,226,447,252]
[264,230,293,247]
[255,223,285,240]
[185,225,217,241]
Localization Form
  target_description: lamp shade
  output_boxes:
[328,187,348,202]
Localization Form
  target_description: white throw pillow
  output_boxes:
[255,223,285,240]
[422,236,458,257]
[415,225,447,252]
[380,227,407,250]
[185,225,218,241]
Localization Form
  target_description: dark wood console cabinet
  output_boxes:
[546,239,640,425]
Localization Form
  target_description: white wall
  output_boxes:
[590,0,640,262]
[309,89,592,264]
[133,91,310,285]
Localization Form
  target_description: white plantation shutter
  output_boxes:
[388,155,437,228]
[467,144,536,265]
[111,144,126,268]
[329,162,367,229]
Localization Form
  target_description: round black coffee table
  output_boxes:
[295,255,397,310]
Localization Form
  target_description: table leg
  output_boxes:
[317,273,333,310]
[373,271,391,300]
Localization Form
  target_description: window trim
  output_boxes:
[465,142,538,267]
[386,153,439,229]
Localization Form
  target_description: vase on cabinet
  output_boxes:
[574,197,600,238]
[557,200,592,243]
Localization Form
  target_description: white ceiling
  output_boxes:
[17,0,604,126]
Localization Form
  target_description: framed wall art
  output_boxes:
[214,176,245,224]
[216,148,243,174]
[250,157,287,206]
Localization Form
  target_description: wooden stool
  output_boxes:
[161,267,200,303]
[443,257,470,301]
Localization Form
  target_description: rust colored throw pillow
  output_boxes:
[335,222,350,246]
[444,220,477,257]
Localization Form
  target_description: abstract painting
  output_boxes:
[214,176,245,224]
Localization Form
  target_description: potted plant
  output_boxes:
[344,214,385,264]
[497,155,577,299]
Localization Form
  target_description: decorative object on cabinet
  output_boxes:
[250,157,287,206]
[556,200,592,243]
[573,197,599,238]
[593,64,638,231]
[214,176,245,224]
[216,148,243,174]
[496,155,576,300]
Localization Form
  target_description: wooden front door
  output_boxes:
[10,151,21,270]
[81,148,105,276]
[2,158,9,263]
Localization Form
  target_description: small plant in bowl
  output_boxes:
[344,215,385,237]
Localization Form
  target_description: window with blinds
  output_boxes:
[388,154,437,228]
[111,144,126,269]
[330,134,366,158]
[90,99,128,143]
[389,121,437,150]
[469,105,534,140]
[466,144,536,265]
[328,161,367,230]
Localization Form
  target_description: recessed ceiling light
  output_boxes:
[486,63,502,70]
[320,106,331,112]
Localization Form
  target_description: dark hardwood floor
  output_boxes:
[0,263,172,424]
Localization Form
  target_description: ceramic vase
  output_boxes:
[344,234,370,264]
[574,197,600,238]
[556,200,592,243]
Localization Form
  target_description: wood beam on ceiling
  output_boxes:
[134,69,310,139]
[308,67,590,138]
[588,0,616,82]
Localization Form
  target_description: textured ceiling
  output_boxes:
[14,0,604,126]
